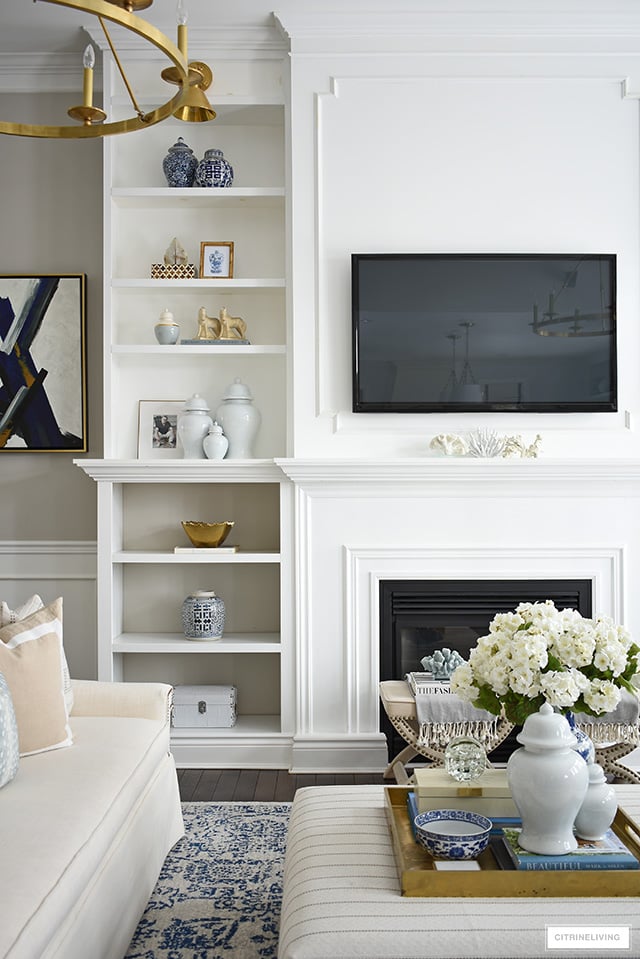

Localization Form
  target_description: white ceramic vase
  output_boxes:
[215,378,261,458]
[177,394,213,459]
[203,421,229,460]
[154,307,180,345]
[506,703,589,855]
[574,762,617,840]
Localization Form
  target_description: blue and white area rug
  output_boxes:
[125,802,291,959]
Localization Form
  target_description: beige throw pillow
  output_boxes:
[0,594,73,713]
[0,598,73,756]
[0,594,45,626]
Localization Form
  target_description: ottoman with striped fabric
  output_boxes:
[277,784,640,959]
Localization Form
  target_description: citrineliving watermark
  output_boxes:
[546,926,630,951]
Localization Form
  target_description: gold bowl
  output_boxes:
[181,521,234,548]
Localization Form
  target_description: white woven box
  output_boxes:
[172,685,237,728]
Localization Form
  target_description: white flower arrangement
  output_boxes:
[450,600,640,725]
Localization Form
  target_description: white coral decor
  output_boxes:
[450,600,640,725]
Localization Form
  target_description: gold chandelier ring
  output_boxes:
[0,0,192,138]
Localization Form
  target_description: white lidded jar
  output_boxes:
[203,421,229,460]
[177,394,213,459]
[215,378,261,458]
[154,307,180,345]
[574,762,617,840]
[181,590,225,640]
[506,703,589,855]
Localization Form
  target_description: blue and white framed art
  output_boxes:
[0,274,87,452]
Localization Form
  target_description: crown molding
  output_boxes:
[84,24,287,59]
[275,4,640,40]
[0,53,99,93]
[0,22,287,92]
[274,5,640,55]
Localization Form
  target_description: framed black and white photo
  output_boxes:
[0,274,87,452]
[137,400,183,458]
[199,241,234,279]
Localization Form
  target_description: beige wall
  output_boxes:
[0,93,102,540]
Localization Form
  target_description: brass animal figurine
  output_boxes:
[196,307,247,341]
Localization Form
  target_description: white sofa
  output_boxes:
[0,680,184,959]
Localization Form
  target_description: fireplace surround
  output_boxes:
[379,578,592,760]
[277,458,635,773]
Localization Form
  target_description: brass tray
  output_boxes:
[384,786,640,898]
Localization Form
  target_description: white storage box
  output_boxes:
[413,767,518,816]
[172,685,237,728]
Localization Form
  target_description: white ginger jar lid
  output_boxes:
[222,377,253,401]
[182,393,210,412]
[516,702,578,750]
[157,307,176,325]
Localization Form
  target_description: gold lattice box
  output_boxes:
[151,264,197,279]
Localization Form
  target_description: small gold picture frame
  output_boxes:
[199,241,234,279]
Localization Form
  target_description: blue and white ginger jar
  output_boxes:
[182,590,226,640]
[194,148,234,188]
[162,137,198,188]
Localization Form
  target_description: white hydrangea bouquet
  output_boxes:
[450,600,640,725]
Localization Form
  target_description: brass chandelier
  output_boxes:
[0,0,216,138]
[531,258,613,338]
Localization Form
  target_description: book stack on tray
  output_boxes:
[405,672,450,696]
[497,825,640,871]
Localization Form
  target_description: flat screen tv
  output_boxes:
[352,253,617,413]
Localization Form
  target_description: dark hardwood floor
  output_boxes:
[178,768,387,802]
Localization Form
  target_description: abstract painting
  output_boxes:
[0,275,87,452]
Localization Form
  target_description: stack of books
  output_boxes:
[497,827,640,871]
[405,672,451,696]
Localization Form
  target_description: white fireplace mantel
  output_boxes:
[276,458,640,497]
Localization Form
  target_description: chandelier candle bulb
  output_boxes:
[177,0,188,55]
[82,45,95,108]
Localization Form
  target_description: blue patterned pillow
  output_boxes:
[0,672,19,788]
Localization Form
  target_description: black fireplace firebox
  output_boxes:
[379,578,592,763]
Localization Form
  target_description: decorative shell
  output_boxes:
[502,433,542,459]
[164,237,188,267]
[466,428,506,458]
[429,433,468,456]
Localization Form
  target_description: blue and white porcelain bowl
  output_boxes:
[414,809,492,860]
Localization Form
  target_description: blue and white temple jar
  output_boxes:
[182,590,226,640]
[162,137,198,187]
[194,148,234,188]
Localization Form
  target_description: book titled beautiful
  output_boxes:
[499,826,640,871]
